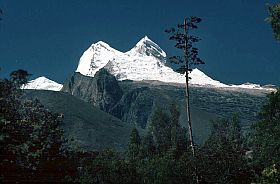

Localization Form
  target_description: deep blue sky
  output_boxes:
[0,0,279,85]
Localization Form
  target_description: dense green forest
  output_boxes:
[0,70,279,183]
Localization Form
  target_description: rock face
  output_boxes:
[109,87,154,129]
[62,68,123,112]
[62,70,156,128]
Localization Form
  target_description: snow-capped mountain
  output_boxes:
[76,36,275,90]
[22,76,63,91]
[76,36,227,87]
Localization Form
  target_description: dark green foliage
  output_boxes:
[130,128,141,146]
[78,150,138,184]
[72,92,280,183]
[170,102,180,126]
[259,89,280,122]
[150,103,188,154]
[260,164,280,184]
[79,149,197,184]
[137,151,196,184]
[150,108,172,151]
[250,89,280,182]
[77,103,196,184]
[141,132,156,158]
[266,3,280,42]
[127,128,142,160]
[0,70,66,182]
[199,116,253,183]
[150,102,188,155]
[9,69,32,88]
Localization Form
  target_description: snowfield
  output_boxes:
[76,36,275,91]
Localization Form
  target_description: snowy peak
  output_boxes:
[75,36,223,86]
[92,41,119,53]
[76,40,122,77]
[76,36,167,77]
[126,36,167,59]
[75,36,275,91]
[22,76,63,91]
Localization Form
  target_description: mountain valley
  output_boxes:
[21,36,274,150]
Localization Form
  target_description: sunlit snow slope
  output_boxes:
[76,36,228,87]
[22,76,63,91]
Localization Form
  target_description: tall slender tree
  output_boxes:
[166,17,204,184]
[165,17,204,156]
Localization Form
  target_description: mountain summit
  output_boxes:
[76,36,228,87]
[126,36,167,60]
[22,76,63,91]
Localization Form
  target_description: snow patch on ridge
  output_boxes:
[228,82,276,91]
[22,76,63,91]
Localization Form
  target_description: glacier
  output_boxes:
[76,36,275,91]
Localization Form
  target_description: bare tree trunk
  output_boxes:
[184,18,199,184]
[185,71,195,155]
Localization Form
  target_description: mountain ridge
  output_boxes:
[22,76,63,91]
[75,36,276,91]
[22,36,276,91]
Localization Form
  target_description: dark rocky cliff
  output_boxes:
[62,70,157,129]
[62,69,123,112]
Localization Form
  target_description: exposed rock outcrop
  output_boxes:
[109,87,154,128]
[62,68,123,112]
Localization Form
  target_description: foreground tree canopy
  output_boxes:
[267,3,280,42]
[250,89,280,183]
[0,70,66,182]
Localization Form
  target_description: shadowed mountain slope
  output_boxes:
[24,90,134,151]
